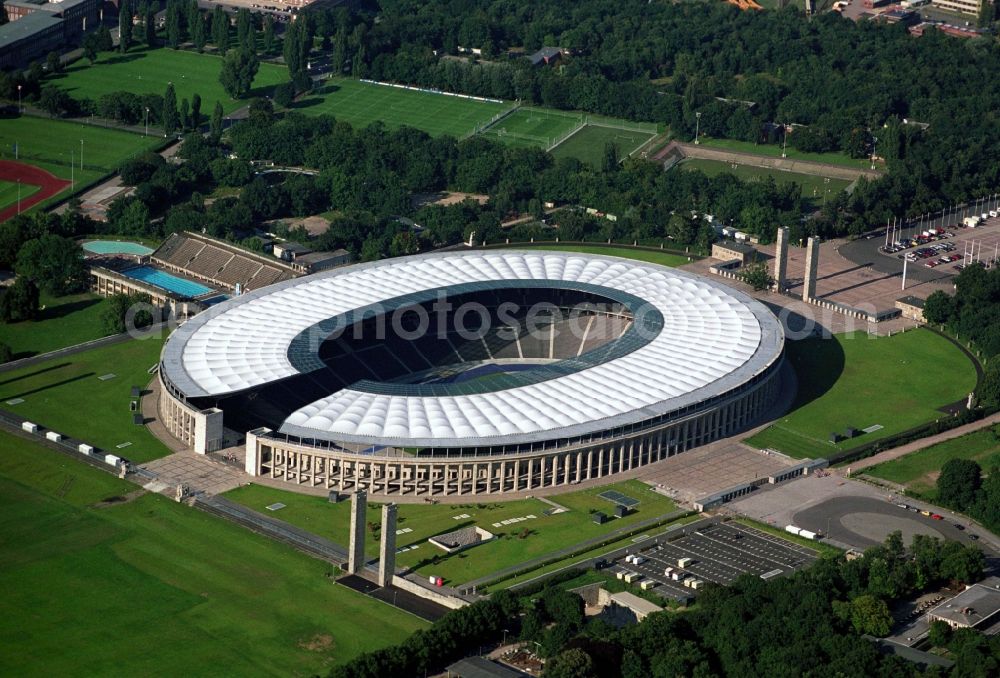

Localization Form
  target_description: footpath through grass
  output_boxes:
[510,243,690,268]
[293,79,510,137]
[697,136,871,170]
[864,425,1000,498]
[226,479,676,586]
[0,335,172,463]
[746,329,977,459]
[0,291,110,359]
[0,432,425,676]
[0,115,162,193]
[50,46,287,116]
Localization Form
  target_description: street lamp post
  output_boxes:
[71,150,74,190]
[17,180,21,215]
[80,139,84,172]
[781,123,787,158]
[694,112,701,145]
[145,107,149,137]
[17,84,22,113]
[870,135,878,171]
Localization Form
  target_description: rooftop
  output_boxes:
[714,240,756,255]
[294,250,350,265]
[446,656,527,678]
[927,579,1000,629]
[896,295,925,308]
[0,11,62,48]
[608,591,664,617]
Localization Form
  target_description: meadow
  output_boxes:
[0,432,425,676]
[0,291,110,359]
[0,335,173,463]
[226,479,678,586]
[745,329,978,458]
[293,79,510,137]
[50,46,288,116]
[696,136,871,169]
[0,178,40,213]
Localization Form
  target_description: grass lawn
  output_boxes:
[49,46,287,116]
[0,432,425,676]
[0,178,40,212]
[697,136,871,170]
[0,115,162,200]
[512,244,690,268]
[679,158,852,202]
[0,335,173,463]
[864,425,1000,498]
[745,329,978,459]
[225,479,677,586]
[481,106,583,148]
[0,291,111,359]
[551,124,656,168]
[292,79,510,137]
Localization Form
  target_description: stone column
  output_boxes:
[774,226,789,292]
[348,490,367,575]
[803,236,820,302]
[378,503,397,588]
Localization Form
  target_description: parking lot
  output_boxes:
[609,521,818,601]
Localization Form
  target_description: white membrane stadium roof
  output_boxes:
[161,251,784,446]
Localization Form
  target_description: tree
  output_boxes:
[273,81,295,108]
[211,6,229,52]
[166,0,182,48]
[180,98,190,131]
[143,7,156,46]
[210,100,224,141]
[850,595,892,637]
[45,51,61,75]
[83,33,99,64]
[38,87,73,118]
[601,141,619,173]
[979,0,995,27]
[741,262,774,291]
[390,231,420,257]
[928,619,952,648]
[544,649,595,678]
[191,10,206,51]
[14,235,86,296]
[96,23,114,52]
[0,277,40,322]
[979,357,1000,410]
[101,292,153,335]
[162,83,179,137]
[922,290,955,325]
[0,1,7,25]
[236,8,254,51]
[119,0,133,54]
[937,458,982,510]
[261,15,275,54]
[0,342,11,364]
[219,48,258,99]
[190,93,202,130]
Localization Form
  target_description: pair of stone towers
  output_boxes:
[347,491,397,588]
[772,227,820,301]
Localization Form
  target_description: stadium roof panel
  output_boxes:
[161,251,783,446]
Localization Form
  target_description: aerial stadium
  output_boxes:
[157,250,785,498]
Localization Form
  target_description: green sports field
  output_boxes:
[481,107,584,148]
[0,116,162,197]
[50,46,287,116]
[0,291,110,359]
[0,433,425,676]
[679,158,852,201]
[0,178,40,213]
[696,136,871,170]
[551,124,656,168]
[0,336,173,463]
[512,244,690,268]
[745,329,978,459]
[863,425,1000,498]
[226,479,677,586]
[294,79,511,137]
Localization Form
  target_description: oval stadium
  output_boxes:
[156,250,785,498]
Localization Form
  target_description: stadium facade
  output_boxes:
[157,251,785,497]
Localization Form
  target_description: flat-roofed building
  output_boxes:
[0,11,64,69]
[895,295,926,322]
[931,0,983,15]
[927,578,1000,632]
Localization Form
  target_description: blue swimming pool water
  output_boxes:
[83,240,154,256]
[123,266,212,297]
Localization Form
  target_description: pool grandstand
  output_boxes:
[152,232,297,293]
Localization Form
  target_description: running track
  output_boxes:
[0,160,71,222]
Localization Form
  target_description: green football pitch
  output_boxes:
[0,178,40,213]
[480,107,585,148]
[49,46,288,116]
[292,79,511,137]
[0,116,162,193]
[745,329,977,459]
[679,158,852,201]
[0,433,425,676]
[551,124,656,168]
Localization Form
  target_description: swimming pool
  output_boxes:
[123,266,213,298]
[83,240,154,256]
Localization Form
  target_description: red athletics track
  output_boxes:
[0,159,71,222]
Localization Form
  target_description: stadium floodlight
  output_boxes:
[694,112,701,145]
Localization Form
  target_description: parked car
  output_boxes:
[931,514,944,520]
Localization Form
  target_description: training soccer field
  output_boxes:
[50,46,287,116]
[516,244,690,268]
[864,425,1000,498]
[696,136,869,170]
[0,336,173,463]
[745,329,978,459]
[0,178,40,213]
[480,106,583,148]
[550,124,656,167]
[293,79,511,137]
[0,433,425,676]
[679,158,851,202]
[226,479,678,586]
[0,116,162,189]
